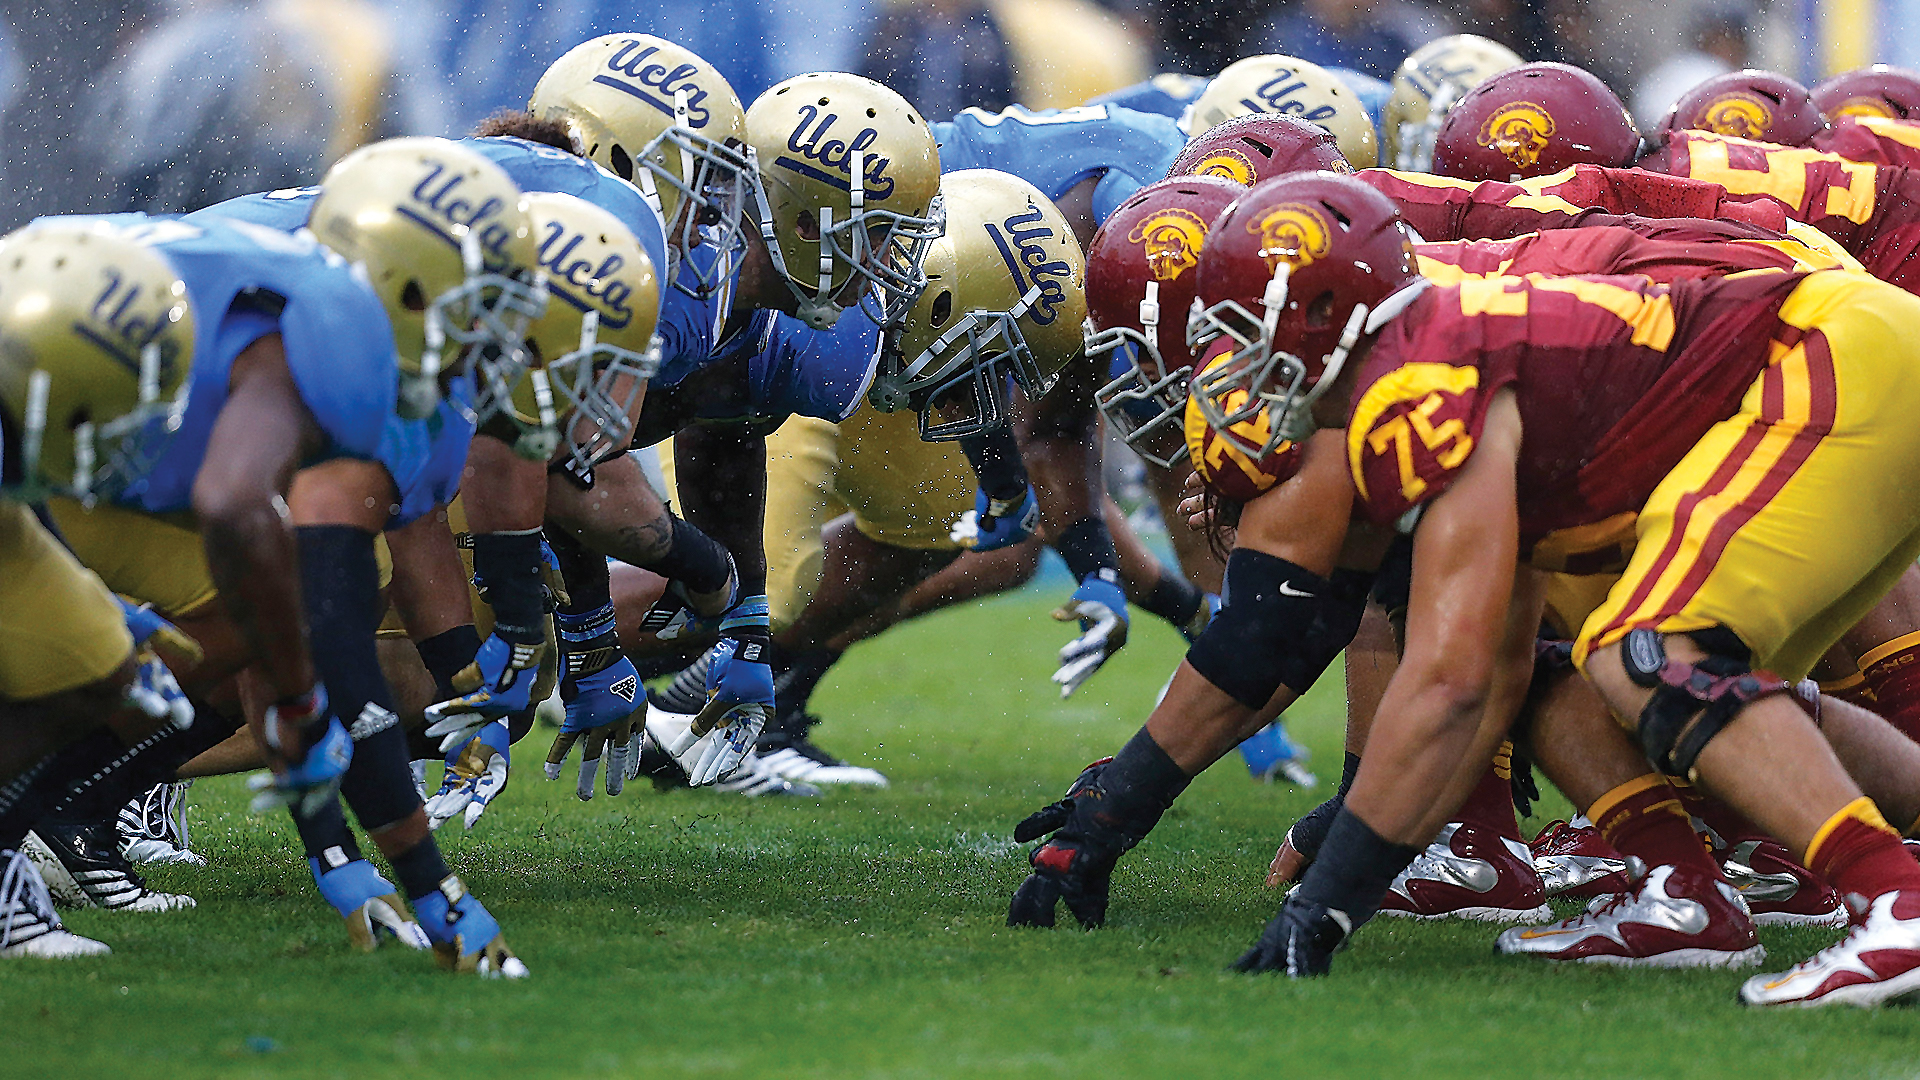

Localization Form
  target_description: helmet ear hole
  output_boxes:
[930,289,953,327]
[401,280,427,312]
[610,144,634,181]
[1305,291,1336,329]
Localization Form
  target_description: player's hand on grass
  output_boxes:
[1008,757,1121,929]
[1232,894,1351,977]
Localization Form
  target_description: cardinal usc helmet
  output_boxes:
[1383,34,1523,171]
[1812,64,1920,122]
[1186,55,1379,168]
[0,223,192,504]
[529,34,756,298]
[1170,114,1350,187]
[745,73,943,330]
[1085,174,1242,468]
[1657,69,1827,147]
[501,192,660,472]
[308,137,545,420]
[1187,172,1419,453]
[868,169,1086,441]
[1432,62,1641,181]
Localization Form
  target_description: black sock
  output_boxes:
[1338,751,1361,796]
[772,646,842,717]
[1103,726,1194,822]
[292,799,364,866]
[389,838,453,902]
[1296,807,1423,926]
[1139,569,1204,629]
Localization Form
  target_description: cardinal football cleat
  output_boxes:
[1719,838,1849,928]
[1529,818,1630,899]
[1740,889,1920,1007]
[1,849,110,958]
[1497,860,1765,968]
[1378,822,1551,922]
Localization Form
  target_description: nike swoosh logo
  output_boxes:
[1278,582,1315,598]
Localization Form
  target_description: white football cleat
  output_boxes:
[1741,889,1920,1007]
[1498,860,1765,968]
[754,712,888,788]
[24,822,195,913]
[1,849,110,958]
[714,751,823,798]
[118,781,206,867]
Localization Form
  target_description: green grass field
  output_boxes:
[8,593,1919,1079]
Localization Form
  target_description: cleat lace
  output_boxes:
[1,849,60,949]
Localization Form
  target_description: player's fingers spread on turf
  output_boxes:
[1007,873,1061,927]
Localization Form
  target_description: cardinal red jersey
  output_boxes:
[1640,130,1920,290]
[1356,164,1790,242]
[1811,115,1920,169]
[1346,271,1811,572]
[1414,217,1824,286]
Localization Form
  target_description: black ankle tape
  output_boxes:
[292,798,363,865]
[389,838,453,903]
[1054,516,1120,582]
[1141,569,1203,628]
[471,529,550,642]
[1296,807,1423,925]
[1105,727,1193,817]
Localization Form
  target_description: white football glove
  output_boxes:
[646,701,765,787]
[424,734,509,831]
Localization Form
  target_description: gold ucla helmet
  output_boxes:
[307,137,546,420]
[746,72,944,330]
[1383,35,1523,171]
[0,224,193,504]
[867,169,1086,441]
[529,34,757,298]
[504,191,661,470]
[1187,55,1379,168]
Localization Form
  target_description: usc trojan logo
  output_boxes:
[1190,148,1257,185]
[1476,102,1556,169]
[1247,203,1333,271]
[1697,92,1773,138]
[1832,96,1897,119]
[1126,208,1209,281]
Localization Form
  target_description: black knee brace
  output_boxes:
[1621,628,1793,779]
[1185,550,1372,708]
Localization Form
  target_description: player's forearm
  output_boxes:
[674,424,768,595]
[200,498,313,700]
[1146,662,1296,774]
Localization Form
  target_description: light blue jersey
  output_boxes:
[377,380,477,529]
[1088,74,1210,123]
[1328,67,1391,139]
[666,309,878,433]
[931,104,1187,225]
[45,214,399,515]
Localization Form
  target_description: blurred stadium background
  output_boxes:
[0,0,1912,232]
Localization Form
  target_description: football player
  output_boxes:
[35,141,541,974]
[1813,64,1920,121]
[1655,69,1829,148]
[1379,34,1523,172]
[0,227,205,956]
[1196,174,1920,1006]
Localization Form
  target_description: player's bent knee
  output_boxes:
[1617,628,1800,779]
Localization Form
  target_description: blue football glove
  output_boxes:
[662,596,773,785]
[115,598,199,729]
[950,486,1040,552]
[413,875,527,978]
[248,686,353,816]
[1051,569,1130,698]
[423,632,548,753]
[425,722,511,831]
[542,657,643,801]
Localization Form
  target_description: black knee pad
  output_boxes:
[1621,628,1792,779]
[1186,550,1372,708]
